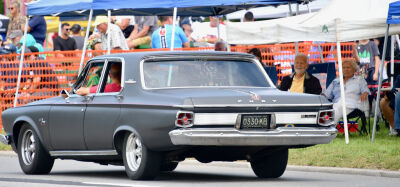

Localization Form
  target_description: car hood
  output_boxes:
[150,87,324,107]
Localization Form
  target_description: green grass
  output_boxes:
[289,123,400,171]
[0,128,12,151]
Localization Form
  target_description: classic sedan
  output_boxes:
[1,51,336,180]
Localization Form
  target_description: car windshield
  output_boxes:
[143,60,270,88]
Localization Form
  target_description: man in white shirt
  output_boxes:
[191,16,226,46]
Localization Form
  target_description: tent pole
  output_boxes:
[317,42,325,63]
[288,2,293,16]
[107,10,111,55]
[13,16,29,107]
[296,2,299,16]
[79,9,93,74]
[337,41,349,144]
[372,24,390,142]
[170,7,177,51]
[390,35,394,89]
[217,16,221,40]
[58,19,62,36]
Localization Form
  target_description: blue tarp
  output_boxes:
[27,0,301,16]
[387,1,400,24]
[27,0,93,16]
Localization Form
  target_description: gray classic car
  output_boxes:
[1,51,336,180]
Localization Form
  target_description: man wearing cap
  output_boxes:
[93,16,129,51]
[191,16,226,46]
[53,23,77,52]
[7,30,44,54]
[71,24,85,50]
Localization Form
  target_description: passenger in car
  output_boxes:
[76,63,121,96]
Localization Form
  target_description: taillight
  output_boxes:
[318,110,334,126]
[175,111,194,127]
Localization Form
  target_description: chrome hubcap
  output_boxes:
[126,133,142,171]
[21,130,36,165]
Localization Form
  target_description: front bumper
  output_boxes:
[0,134,10,145]
[169,127,337,146]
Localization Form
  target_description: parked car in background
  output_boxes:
[1,51,337,180]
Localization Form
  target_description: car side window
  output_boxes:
[99,61,122,93]
[73,61,105,94]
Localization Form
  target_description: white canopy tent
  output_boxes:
[227,0,400,144]
[227,0,400,44]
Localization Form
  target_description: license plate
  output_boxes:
[240,114,270,129]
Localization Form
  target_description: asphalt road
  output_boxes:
[0,153,400,187]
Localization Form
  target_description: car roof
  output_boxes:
[91,51,256,63]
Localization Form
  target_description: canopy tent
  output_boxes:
[227,0,400,44]
[372,0,400,141]
[226,0,329,20]
[27,0,303,17]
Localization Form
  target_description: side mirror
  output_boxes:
[61,89,70,99]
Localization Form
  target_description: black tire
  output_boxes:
[122,132,162,180]
[17,124,54,174]
[160,161,179,172]
[250,148,288,178]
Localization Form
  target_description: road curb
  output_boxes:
[1,151,400,178]
[181,160,400,178]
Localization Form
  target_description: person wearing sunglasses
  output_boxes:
[6,2,25,42]
[53,23,77,55]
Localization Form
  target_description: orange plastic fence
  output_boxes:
[0,42,354,129]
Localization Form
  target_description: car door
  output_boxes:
[84,59,124,150]
[49,60,105,150]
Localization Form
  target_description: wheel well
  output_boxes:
[113,130,130,154]
[12,121,28,147]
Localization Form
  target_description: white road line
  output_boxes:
[83,182,162,187]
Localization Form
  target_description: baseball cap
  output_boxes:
[0,44,17,54]
[93,16,108,27]
[8,30,23,39]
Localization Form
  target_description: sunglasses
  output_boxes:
[65,28,70,31]
[8,7,14,10]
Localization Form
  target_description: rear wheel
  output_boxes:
[122,132,162,180]
[250,148,288,178]
[17,125,54,174]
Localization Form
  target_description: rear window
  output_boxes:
[142,60,270,88]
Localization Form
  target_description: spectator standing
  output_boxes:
[53,23,77,51]
[70,24,85,50]
[6,2,25,42]
[94,16,129,51]
[279,54,322,95]
[28,16,47,45]
[243,11,254,22]
[355,39,381,84]
[127,16,158,49]
[151,16,189,49]
[323,59,370,123]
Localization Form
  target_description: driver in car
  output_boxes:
[76,63,122,96]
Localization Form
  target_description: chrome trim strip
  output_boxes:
[194,113,238,125]
[175,103,326,108]
[192,112,318,126]
[0,135,10,145]
[49,150,118,157]
[169,127,337,146]
[275,112,318,124]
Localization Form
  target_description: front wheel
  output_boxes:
[250,148,288,178]
[17,125,54,174]
[122,132,162,180]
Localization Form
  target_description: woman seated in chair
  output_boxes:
[322,59,370,123]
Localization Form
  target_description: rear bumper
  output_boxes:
[169,127,337,146]
[0,134,10,145]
